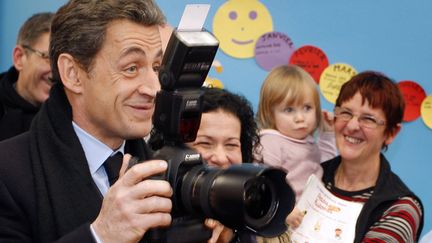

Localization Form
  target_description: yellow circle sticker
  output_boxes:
[421,95,432,129]
[203,77,224,89]
[212,0,273,59]
[319,63,357,104]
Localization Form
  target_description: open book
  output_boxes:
[288,175,364,243]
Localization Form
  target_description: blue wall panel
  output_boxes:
[1,0,431,237]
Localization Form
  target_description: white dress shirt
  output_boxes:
[72,121,125,196]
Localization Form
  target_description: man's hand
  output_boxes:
[92,154,173,243]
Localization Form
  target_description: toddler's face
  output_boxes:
[273,95,317,140]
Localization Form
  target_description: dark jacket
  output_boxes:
[322,155,424,243]
[0,83,152,242]
[0,67,40,140]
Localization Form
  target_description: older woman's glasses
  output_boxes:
[334,107,385,129]
[22,45,49,61]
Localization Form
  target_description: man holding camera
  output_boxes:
[0,0,183,242]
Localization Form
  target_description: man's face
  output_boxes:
[15,32,52,106]
[74,20,162,146]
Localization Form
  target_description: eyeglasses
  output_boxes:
[22,45,49,61]
[334,106,385,129]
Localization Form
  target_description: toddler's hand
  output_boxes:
[320,110,335,132]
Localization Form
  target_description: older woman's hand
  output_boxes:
[286,207,306,229]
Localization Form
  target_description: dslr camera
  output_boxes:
[142,28,295,243]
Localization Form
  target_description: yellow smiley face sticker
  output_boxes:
[213,0,273,59]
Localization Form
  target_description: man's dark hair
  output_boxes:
[50,0,166,82]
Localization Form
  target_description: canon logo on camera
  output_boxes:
[184,153,200,161]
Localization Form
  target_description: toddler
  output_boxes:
[256,64,337,230]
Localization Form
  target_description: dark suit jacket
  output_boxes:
[0,132,98,242]
[0,83,151,242]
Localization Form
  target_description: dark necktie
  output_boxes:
[103,152,123,186]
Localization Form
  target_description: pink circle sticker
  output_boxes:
[398,80,426,122]
[254,31,295,71]
[289,45,329,84]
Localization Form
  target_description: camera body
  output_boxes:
[143,29,295,243]
[153,29,219,144]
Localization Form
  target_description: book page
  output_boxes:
[288,175,364,243]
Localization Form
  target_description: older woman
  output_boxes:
[322,71,423,242]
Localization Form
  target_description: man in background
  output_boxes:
[0,12,54,140]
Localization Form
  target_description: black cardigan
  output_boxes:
[322,155,424,243]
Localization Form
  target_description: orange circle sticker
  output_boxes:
[319,63,357,104]
[398,80,426,122]
[289,45,329,84]
[421,95,432,129]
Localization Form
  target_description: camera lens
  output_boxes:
[244,176,274,219]
[178,163,294,237]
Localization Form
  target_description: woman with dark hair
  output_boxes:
[149,87,261,242]
[323,71,424,242]
[191,87,260,166]
[190,87,261,243]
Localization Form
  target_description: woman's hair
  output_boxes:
[50,0,166,83]
[257,64,321,130]
[336,71,405,142]
[201,87,260,163]
[148,88,261,163]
